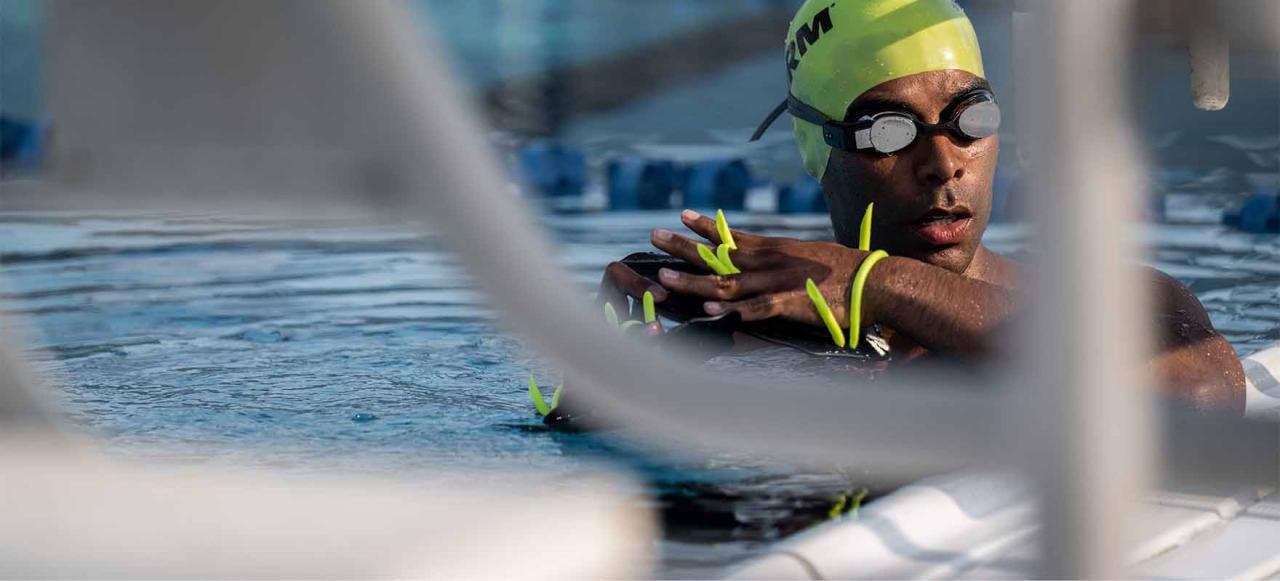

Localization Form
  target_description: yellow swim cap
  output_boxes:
[782,0,986,179]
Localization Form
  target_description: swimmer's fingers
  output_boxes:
[704,290,833,325]
[656,268,799,301]
[679,209,774,248]
[703,289,825,325]
[604,261,669,301]
[652,229,786,271]
[651,228,713,269]
[600,262,668,320]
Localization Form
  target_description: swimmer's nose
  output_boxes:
[913,132,966,189]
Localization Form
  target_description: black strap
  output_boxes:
[749,99,788,142]
[749,94,841,143]
[785,94,835,126]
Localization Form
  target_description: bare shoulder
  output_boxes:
[1146,266,1214,328]
[1144,266,1244,413]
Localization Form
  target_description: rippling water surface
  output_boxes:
[2,199,1279,576]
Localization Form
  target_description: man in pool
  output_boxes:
[600,0,1246,413]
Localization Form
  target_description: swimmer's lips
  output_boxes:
[909,209,973,247]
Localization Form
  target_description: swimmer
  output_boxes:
[601,0,1245,413]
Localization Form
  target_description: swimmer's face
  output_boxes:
[822,70,998,274]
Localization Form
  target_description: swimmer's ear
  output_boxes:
[529,375,551,417]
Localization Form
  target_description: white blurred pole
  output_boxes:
[1014,1,1154,577]
[0,443,652,578]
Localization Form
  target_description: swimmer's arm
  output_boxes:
[861,256,1017,355]
[866,260,1245,412]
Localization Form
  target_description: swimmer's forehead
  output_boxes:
[846,70,991,121]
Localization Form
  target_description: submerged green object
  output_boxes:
[715,209,737,250]
[828,492,848,520]
[529,375,565,417]
[828,487,870,520]
[806,278,846,348]
[550,382,564,412]
[529,375,551,417]
[698,244,733,276]
[603,303,620,328]
[849,488,869,519]
[858,203,874,251]
[642,291,657,323]
[716,244,741,275]
[619,320,644,331]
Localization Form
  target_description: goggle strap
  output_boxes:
[786,94,833,127]
[750,94,858,153]
[749,99,789,142]
[822,124,848,150]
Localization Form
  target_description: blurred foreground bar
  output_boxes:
[0,439,652,578]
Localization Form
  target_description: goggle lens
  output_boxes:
[869,116,918,154]
[957,100,1001,140]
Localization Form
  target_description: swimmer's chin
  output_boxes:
[909,243,978,274]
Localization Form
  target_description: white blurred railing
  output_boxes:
[1,0,1277,577]
[1014,3,1152,575]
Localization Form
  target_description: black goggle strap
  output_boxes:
[784,95,860,150]
[749,94,856,150]
[749,99,789,142]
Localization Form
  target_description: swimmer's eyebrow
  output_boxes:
[949,78,993,101]
[844,96,921,122]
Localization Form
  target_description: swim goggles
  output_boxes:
[750,90,1001,154]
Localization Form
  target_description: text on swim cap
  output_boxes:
[786,5,835,74]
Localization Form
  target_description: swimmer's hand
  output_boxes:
[650,209,874,327]
[599,208,785,319]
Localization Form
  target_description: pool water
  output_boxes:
[2,196,1279,575]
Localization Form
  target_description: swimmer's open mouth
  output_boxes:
[911,208,973,246]
[917,213,962,226]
